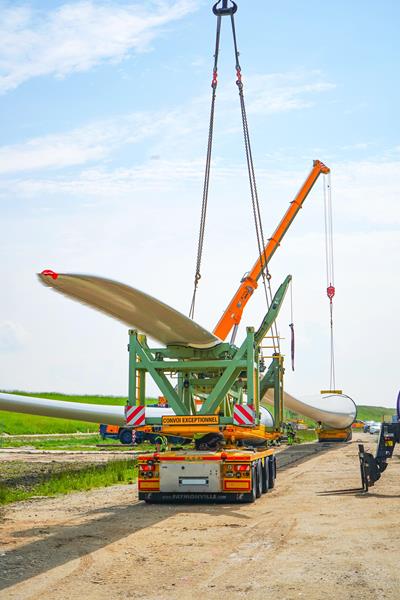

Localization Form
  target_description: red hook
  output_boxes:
[327,285,335,301]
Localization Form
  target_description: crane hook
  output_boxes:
[212,0,238,17]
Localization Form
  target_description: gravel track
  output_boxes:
[1,433,398,600]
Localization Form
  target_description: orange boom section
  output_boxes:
[213,160,330,341]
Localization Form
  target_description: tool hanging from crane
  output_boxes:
[189,0,279,348]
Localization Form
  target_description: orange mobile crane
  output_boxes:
[213,159,330,342]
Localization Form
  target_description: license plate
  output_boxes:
[179,477,209,486]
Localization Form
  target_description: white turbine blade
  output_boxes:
[263,389,356,429]
[0,393,175,426]
[38,271,220,348]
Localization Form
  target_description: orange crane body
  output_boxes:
[213,160,330,341]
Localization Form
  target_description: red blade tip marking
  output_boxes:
[41,269,59,280]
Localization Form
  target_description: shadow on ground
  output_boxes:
[0,440,344,590]
[276,441,340,472]
[317,488,400,499]
[0,498,249,590]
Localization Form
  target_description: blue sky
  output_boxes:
[0,0,399,407]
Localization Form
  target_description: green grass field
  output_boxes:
[356,405,396,422]
[0,434,118,450]
[0,434,157,452]
[0,459,137,505]
[295,429,317,443]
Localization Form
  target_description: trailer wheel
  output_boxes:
[194,432,224,451]
[244,464,257,503]
[255,460,263,498]
[268,455,276,489]
[119,428,133,445]
[261,457,269,494]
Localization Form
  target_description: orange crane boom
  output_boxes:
[213,160,330,341]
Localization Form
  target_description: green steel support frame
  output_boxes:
[128,327,258,424]
[127,275,292,429]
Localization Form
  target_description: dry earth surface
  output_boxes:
[0,450,137,463]
[0,433,398,600]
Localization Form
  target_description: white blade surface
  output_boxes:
[1,391,354,430]
[0,393,274,429]
[0,393,174,427]
[263,389,356,429]
[38,272,220,349]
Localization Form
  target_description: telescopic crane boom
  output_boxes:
[213,160,330,341]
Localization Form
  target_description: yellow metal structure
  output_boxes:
[136,423,281,444]
[317,427,352,443]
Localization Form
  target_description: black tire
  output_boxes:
[268,455,276,489]
[261,457,269,494]
[255,460,263,498]
[245,464,257,503]
[194,432,224,451]
[119,428,133,445]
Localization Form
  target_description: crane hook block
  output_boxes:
[327,285,335,301]
[212,0,238,16]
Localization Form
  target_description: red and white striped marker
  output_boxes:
[125,405,145,426]
[233,404,255,426]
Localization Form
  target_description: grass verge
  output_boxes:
[0,434,119,450]
[0,459,137,505]
[0,434,156,452]
[295,429,318,443]
[356,405,396,422]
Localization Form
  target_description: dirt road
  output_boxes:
[1,434,398,600]
[0,449,137,463]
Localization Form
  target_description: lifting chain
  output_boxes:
[190,1,279,353]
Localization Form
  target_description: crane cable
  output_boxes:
[230,11,279,353]
[190,0,279,354]
[323,173,336,389]
[189,14,221,320]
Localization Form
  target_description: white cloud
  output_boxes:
[0,0,198,93]
[341,142,372,151]
[4,153,399,234]
[2,158,204,199]
[0,111,177,174]
[244,72,336,115]
[0,321,28,353]
[0,69,335,174]
[0,126,110,174]
[333,159,400,226]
